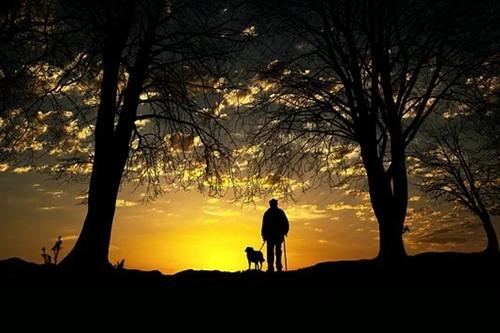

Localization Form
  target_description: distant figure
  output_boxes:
[261,199,289,272]
[51,236,63,265]
[41,247,52,265]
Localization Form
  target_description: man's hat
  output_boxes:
[269,198,278,204]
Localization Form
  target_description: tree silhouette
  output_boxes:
[414,116,500,254]
[246,0,499,261]
[0,0,49,163]
[55,0,246,269]
[0,0,247,270]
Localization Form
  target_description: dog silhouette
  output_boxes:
[245,246,265,270]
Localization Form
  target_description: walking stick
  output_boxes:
[283,237,288,271]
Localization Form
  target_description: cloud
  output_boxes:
[286,204,328,220]
[318,239,328,244]
[38,206,61,211]
[59,235,79,241]
[203,207,240,217]
[326,202,370,211]
[207,198,219,204]
[313,228,323,233]
[168,133,196,151]
[47,190,65,198]
[77,127,92,139]
[134,119,150,128]
[403,205,482,250]
[116,199,138,207]
[241,25,257,37]
[13,166,32,173]
[416,233,469,245]
[0,163,9,172]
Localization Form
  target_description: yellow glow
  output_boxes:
[98,188,388,274]
[1,171,489,275]
[116,199,139,207]
[13,166,32,173]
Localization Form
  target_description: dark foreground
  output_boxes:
[1,252,499,289]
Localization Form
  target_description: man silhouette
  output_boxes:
[261,198,289,272]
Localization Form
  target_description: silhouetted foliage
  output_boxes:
[1,0,249,269]
[0,0,51,163]
[2,0,500,270]
[53,0,248,269]
[246,0,500,261]
[414,117,500,254]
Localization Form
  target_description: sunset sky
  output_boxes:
[0,168,494,274]
[1,0,499,275]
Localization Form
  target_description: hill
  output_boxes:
[0,252,499,289]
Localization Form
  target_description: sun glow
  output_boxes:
[0,172,490,274]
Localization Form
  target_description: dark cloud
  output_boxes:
[417,233,469,245]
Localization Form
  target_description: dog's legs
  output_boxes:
[248,260,251,271]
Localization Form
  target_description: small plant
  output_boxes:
[51,236,63,265]
[40,236,63,265]
[114,259,125,270]
[41,247,52,265]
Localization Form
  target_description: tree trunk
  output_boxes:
[360,133,408,262]
[60,115,133,270]
[59,167,122,270]
[60,12,157,270]
[61,129,132,270]
[366,170,408,262]
[479,212,499,254]
[377,215,407,261]
[60,32,128,270]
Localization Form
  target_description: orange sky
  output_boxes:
[0,170,494,274]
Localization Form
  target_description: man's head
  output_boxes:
[269,198,278,208]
